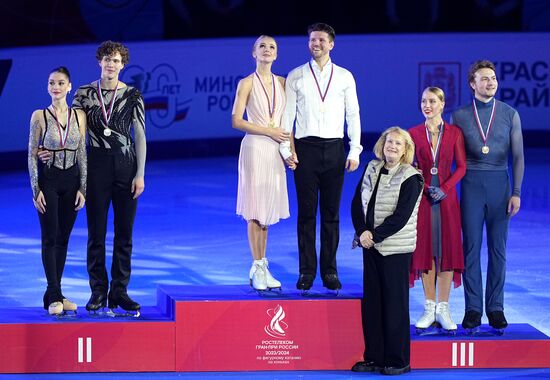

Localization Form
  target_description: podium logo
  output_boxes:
[264,304,288,338]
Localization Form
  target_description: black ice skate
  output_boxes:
[488,310,508,336]
[85,293,107,315]
[462,310,482,335]
[108,292,141,317]
[296,274,314,295]
[322,274,342,296]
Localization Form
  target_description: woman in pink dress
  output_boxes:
[231,35,293,291]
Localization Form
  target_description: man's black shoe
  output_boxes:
[487,310,508,329]
[322,273,342,290]
[351,360,381,372]
[296,274,314,290]
[381,364,410,375]
[85,293,107,311]
[461,310,482,329]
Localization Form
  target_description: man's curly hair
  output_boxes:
[96,41,130,65]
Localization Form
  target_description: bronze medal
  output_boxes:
[472,100,496,157]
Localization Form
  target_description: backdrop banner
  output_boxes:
[1,33,549,153]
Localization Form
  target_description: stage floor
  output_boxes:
[1,149,549,378]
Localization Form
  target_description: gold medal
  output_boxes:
[482,145,489,154]
[103,128,112,137]
[309,62,333,116]
[254,72,276,128]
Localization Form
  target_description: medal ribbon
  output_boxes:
[254,72,276,121]
[472,99,496,146]
[308,61,334,105]
[96,79,119,127]
[425,121,444,171]
[51,105,71,147]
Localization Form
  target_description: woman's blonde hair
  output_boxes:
[373,126,415,164]
[423,86,445,103]
[252,35,277,52]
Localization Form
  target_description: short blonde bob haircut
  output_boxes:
[373,126,415,165]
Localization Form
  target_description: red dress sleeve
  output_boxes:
[441,127,466,193]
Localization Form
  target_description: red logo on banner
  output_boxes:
[264,305,288,338]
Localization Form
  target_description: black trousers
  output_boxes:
[361,248,411,368]
[294,137,345,277]
[86,147,137,296]
[38,165,79,308]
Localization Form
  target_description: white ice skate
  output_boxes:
[250,260,267,291]
[436,302,457,333]
[63,298,78,314]
[262,258,282,291]
[415,299,436,334]
[48,301,64,316]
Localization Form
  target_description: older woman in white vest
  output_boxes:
[350,126,423,376]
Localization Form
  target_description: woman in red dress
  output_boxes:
[409,87,466,333]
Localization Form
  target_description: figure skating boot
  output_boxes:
[296,274,314,295]
[462,310,482,334]
[488,311,507,335]
[435,302,457,334]
[108,292,141,317]
[250,260,268,291]
[262,258,282,291]
[86,293,107,315]
[415,299,436,334]
[62,298,78,315]
[322,273,342,295]
[48,301,64,316]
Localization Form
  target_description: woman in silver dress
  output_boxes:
[28,66,87,315]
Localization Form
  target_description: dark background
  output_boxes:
[1,0,549,48]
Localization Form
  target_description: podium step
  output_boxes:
[1,285,549,373]
[411,324,550,368]
[0,306,174,373]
